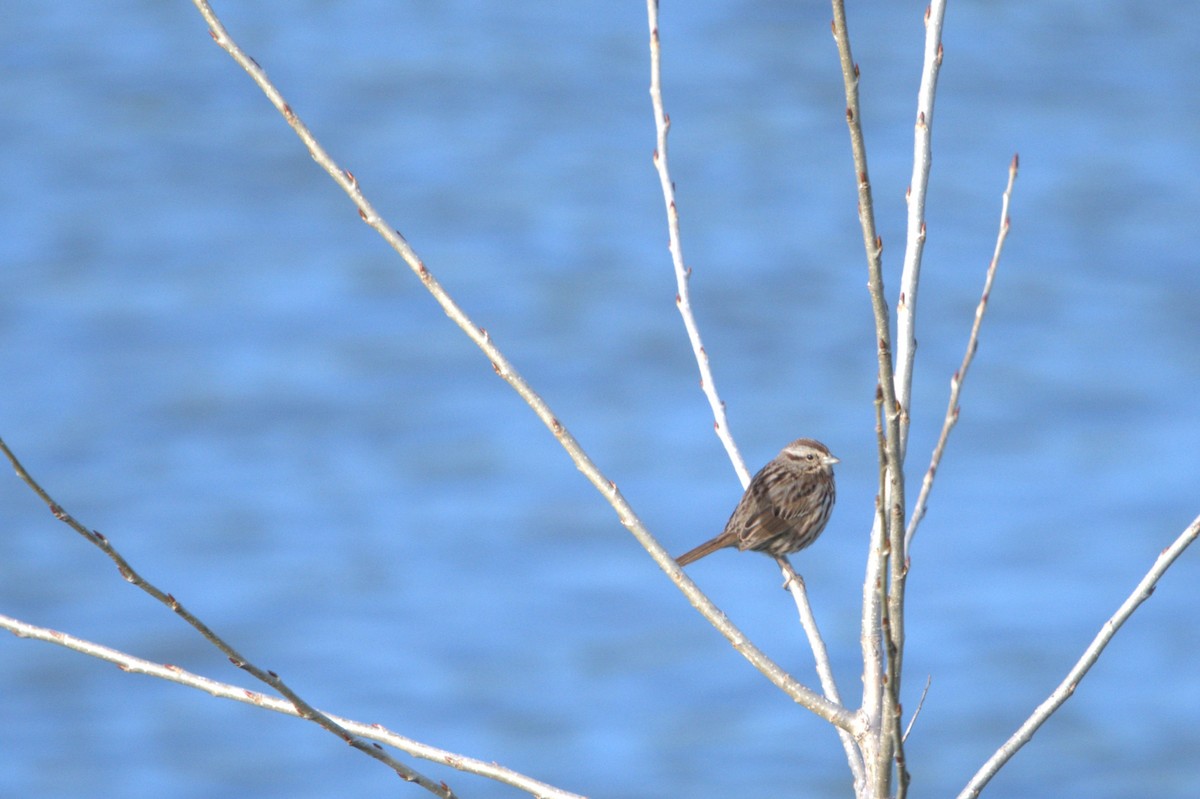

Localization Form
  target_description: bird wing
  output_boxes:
[733,469,819,550]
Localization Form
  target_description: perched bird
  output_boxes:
[676,438,838,566]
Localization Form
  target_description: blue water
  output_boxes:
[2,2,1198,798]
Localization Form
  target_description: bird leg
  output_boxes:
[776,556,804,590]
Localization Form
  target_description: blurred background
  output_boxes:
[2,1,1197,797]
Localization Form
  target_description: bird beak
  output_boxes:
[824,454,840,466]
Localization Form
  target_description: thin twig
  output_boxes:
[645,0,749,486]
[829,2,898,437]
[902,674,932,743]
[905,155,1018,555]
[879,8,952,794]
[0,439,455,799]
[0,614,586,799]
[894,0,949,457]
[779,559,867,791]
[957,513,1200,799]
[887,20,950,788]
[650,0,858,772]
[648,0,859,762]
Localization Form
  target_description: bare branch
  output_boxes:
[958,513,1200,799]
[830,3,906,793]
[647,0,859,745]
[645,0,749,486]
[0,613,585,799]
[829,2,897,435]
[882,6,950,795]
[858,387,889,769]
[905,154,1018,554]
[895,0,949,455]
[649,0,862,751]
[0,439,455,799]
[779,559,867,791]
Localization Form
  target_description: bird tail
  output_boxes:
[675,535,728,566]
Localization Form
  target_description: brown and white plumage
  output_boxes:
[676,438,838,566]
